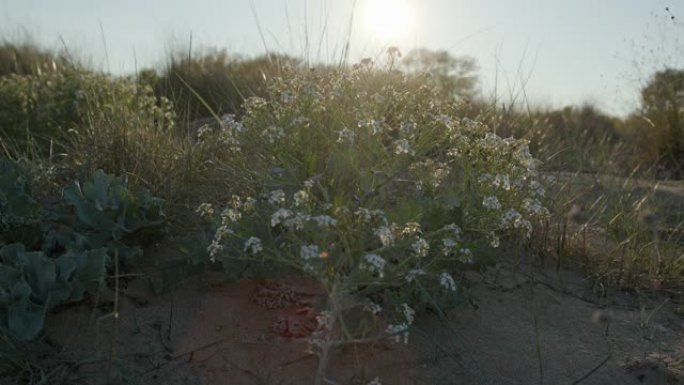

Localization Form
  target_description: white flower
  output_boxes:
[529,180,545,197]
[244,237,263,254]
[221,208,241,224]
[411,238,429,257]
[501,208,522,227]
[405,269,426,283]
[442,237,457,256]
[443,223,462,239]
[304,178,315,189]
[262,125,285,143]
[385,323,410,344]
[394,139,415,155]
[401,303,415,325]
[432,167,449,188]
[354,208,387,224]
[284,212,310,231]
[489,232,500,248]
[220,113,244,132]
[337,127,356,144]
[363,253,387,277]
[359,119,384,135]
[300,244,320,260]
[269,189,286,205]
[439,272,457,292]
[523,198,549,216]
[312,215,337,227]
[214,225,234,242]
[493,174,511,190]
[271,208,293,227]
[373,226,394,247]
[293,190,308,207]
[196,203,214,218]
[364,302,382,315]
[355,207,373,223]
[401,222,422,237]
[483,196,501,210]
[401,121,415,134]
[517,219,533,238]
[459,248,474,264]
[207,239,224,262]
[478,173,493,183]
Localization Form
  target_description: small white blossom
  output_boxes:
[523,198,549,216]
[364,302,382,315]
[304,178,315,189]
[293,190,308,207]
[401,222,422,237]
[214,225,234,242]
[367,377,382,385]
[271,208,293,227]
[442,237,457,256]
[386,323,410,344]
[529,180,545,197]
[355,207,373,223]
[405,269,426,283]
[337,127,356,144]
[489,232,500,248]
[394,139,415,155]
[501,208,522,227]
[268,189,286,205]
[311,215,338,227]
[221,208,241,224]
[196,203,214,218]
[363,253,387,278]
[243,237,263,255]
[283,212,310,231]
[207,239,223,262]
[439,272,457,292]
[411,238,430,257]
[483,196,502,210]
[459,248,474,264]
[262,125,285,143]
[300,244,320,260]
[354,208,386,224]
[373,226,395,247]
[401,303,415,325]
[443,223,462,239]
[493,174,511,190]
[401,121,415,134]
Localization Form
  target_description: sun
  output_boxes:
[362,0,414,42]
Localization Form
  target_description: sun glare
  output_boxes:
[362,0,414,42]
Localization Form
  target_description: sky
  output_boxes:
[0,0,682,116]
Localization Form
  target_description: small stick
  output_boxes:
[571,353,612,385]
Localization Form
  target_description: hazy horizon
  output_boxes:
[1,0,682,117]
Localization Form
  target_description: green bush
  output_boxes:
[0,68,175,155]
[0,41,70,77]
[154,49,300,126]
[626,68,684,177]
[198,66,550,343]
[0,159,42,249]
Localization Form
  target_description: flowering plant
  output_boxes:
[198,65,550,349]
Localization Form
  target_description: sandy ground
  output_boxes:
[27,257,682,385]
